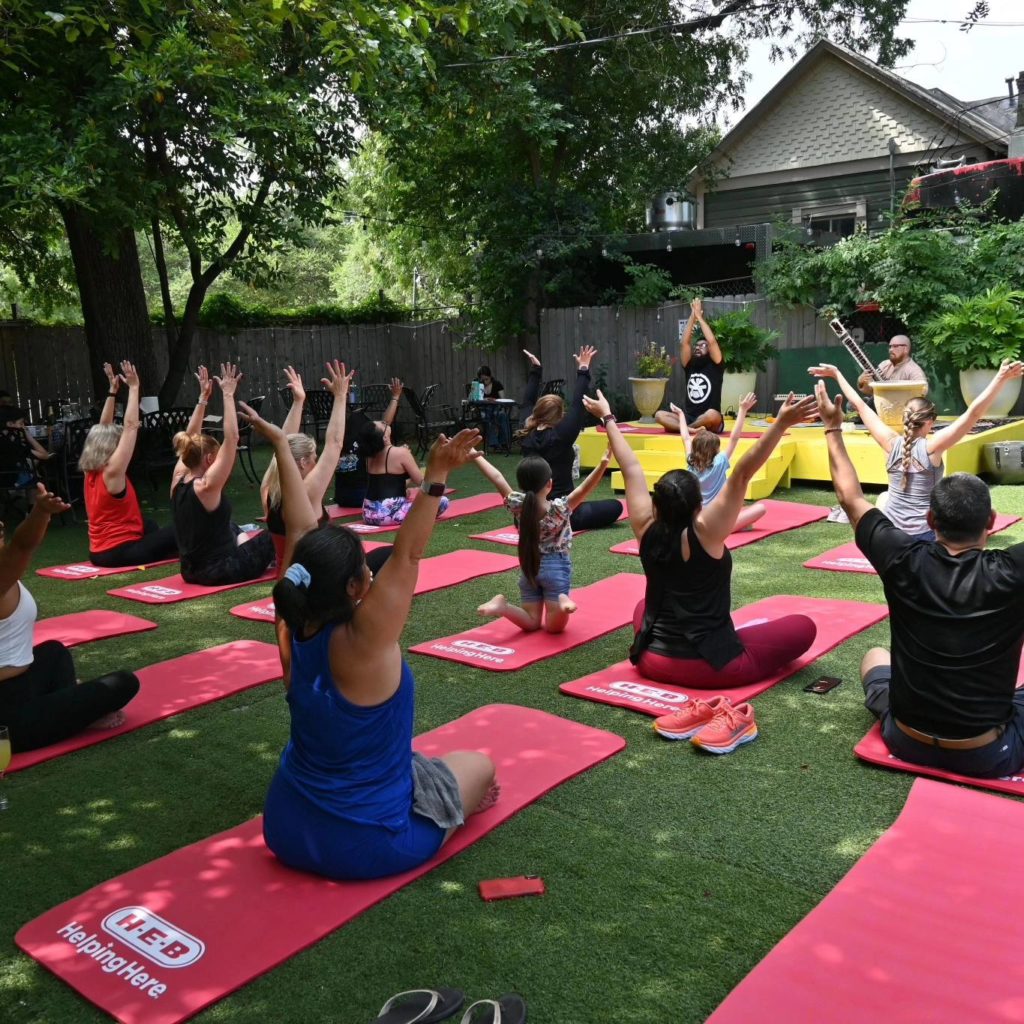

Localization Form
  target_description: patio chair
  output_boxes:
[236,395,266,484]
[0,427,40,525]
[136,408,193,490]
[541,378,566,398]
[406,384,458,456]
[55,417,95,521]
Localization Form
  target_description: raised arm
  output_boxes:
[583,391,653,540]
[281,366,306,436]
[926,360,1024,456]
[695,299,722,364]
[669,402,693,460]
[697,393,818,545]
[815,382,874,529]
[186,365,214,436]
[99,363,121,426]
[469,451,513,498]
[567,447,612,511]
[303,361,352,507]
[350,429,481,651]
[679,305,697,366]
[552,345,596,441]
[195,363,241,498]
[723,392,756,461]
[104,361,142,488]
[0,486,70,597]
[809,363,897,451]
[521,349,542,408]
[382,377,403,428]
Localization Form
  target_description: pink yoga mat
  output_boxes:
[16,704,624,1024]
[108,567,276,605]
[37,558,179,581]
[804,513,1022,573]
[326,488,455,520]
[8,640,281,774]
[470,505,629,547]
[707,779,1024,1023]
[342,493,505,535]
[410,572,646,671]
[230,550,519,623]
[559,596,889,713]
[34,611,157,648]
[610,500,829,556]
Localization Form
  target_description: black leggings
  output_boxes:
[569,499,624,532]
[0,641,139,753]
[89,518,179,568]
[366,545,393,575]
[183,531,275,586]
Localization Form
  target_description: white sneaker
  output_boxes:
[826,505,849,524]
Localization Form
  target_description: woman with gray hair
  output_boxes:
[80,361,178,568]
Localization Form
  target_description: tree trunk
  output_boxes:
[60,205,157,400]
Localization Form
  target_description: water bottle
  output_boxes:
[350,382,359,405]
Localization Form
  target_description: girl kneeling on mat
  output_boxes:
[585,389,818,690]
[670,393,766,533]
[471,450,612,633]
[0,486,139,753]
[242,405,497,882]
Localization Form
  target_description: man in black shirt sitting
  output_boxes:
[816,379,1024,778]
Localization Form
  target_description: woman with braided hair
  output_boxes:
[809,361,1024,539]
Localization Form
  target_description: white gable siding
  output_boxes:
[721,54,976,179]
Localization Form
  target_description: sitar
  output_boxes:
[828,317,880,382]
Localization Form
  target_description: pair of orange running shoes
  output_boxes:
[653,696,758,755]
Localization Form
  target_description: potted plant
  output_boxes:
[629,338,675,423]
[703,308,779,416]
[921,286,1024,416]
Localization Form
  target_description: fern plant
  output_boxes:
[920,286,1024,370]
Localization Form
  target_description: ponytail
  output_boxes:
[514,456,553,587]
[647,470,702,562]
[173,431,219,470]
[900,398,937,491]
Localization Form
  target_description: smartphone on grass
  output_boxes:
[804,676,842,695]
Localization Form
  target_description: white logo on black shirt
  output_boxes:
[687,374,712,403]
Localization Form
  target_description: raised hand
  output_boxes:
[195,365,213,404]
[522,349,541,367]
[215,362,242,399]
[31,483,71,517]
[389,377,403,398]
[238,401,282,443]
[814,380,845,429]
[119,360,140,391]
[776,391,819,428]
[103,362,121,395]
[573,345,598,371]
[582,389,612,421]
[808,363,840,381]
[426,428,483,476]
[995,359,1024,383]
[692,297,704,318]
[738,392,757,414]
[322,360,352,399]
[283,366,305,404]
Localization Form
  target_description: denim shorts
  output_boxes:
[519,551,572,604]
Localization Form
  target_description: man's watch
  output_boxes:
[420,480,446,497]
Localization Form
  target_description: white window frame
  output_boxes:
[792,200,867,233]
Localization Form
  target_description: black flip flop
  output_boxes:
[459,994,527,1024]
[373,987,466,1024]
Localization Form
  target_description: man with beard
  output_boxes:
[655,297,725,434]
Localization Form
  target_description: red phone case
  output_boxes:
[478,876,546,901]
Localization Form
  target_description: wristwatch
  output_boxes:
[601,414,616,426]
[420,480,446,497]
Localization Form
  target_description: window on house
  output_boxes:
[807,213,857,237]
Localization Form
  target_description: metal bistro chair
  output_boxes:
[302,389,336,445]
[358,383,393,422]
[136,408,194,490]
[236,395,266,484]
[56,417,96,521]
[406,384,458,457]
[541,378,566,398]
[0,427,40,525]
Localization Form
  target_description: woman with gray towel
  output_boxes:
[246,406,498,880]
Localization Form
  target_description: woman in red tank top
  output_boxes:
[79,361,179,568]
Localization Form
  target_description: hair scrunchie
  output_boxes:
[284,562,312,588]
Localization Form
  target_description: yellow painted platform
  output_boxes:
[580,418,1024,498]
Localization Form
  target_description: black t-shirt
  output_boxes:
[482,378,504,398]
[683,356,724,421]
[856,508,1024,737]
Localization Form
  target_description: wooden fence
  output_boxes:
[4,296,1005,424]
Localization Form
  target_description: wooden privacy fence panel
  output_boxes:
[0,296,861,424]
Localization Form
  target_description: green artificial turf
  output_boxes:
[3,459,1023,1024]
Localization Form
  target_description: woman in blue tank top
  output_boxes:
[240,405,497,880]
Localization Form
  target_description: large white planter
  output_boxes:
[869,380,929,429]
[721,370,757,417]
[629,377,669,423]
[959,369,1022,418]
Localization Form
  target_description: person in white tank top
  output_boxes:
[0,485,140,753]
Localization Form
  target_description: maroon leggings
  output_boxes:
[632,600,816,689]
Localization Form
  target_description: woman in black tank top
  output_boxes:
[584,389,818,692]
[170,362,275,585]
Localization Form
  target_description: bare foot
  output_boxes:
[558,594,577,615]
[476,780,501,813]
[477,594,508,618]
[89,710,126,730]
